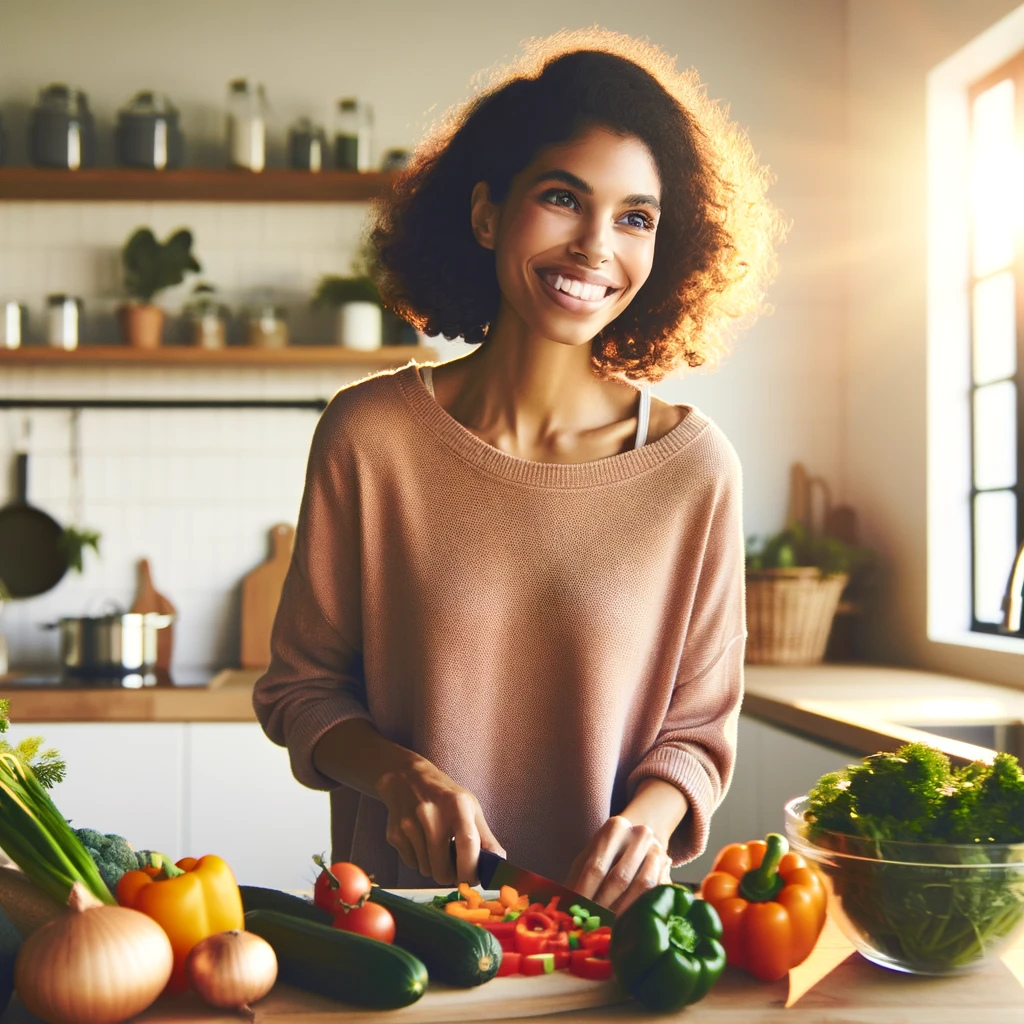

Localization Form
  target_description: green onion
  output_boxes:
[0,752,113,906]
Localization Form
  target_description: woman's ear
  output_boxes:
[470,181,499,250]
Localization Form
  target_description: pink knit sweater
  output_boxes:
[253,362,746,888]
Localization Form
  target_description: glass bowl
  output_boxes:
[784,796,1024,975]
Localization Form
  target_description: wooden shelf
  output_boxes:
[0,167,398,202]
[0,344,435,366]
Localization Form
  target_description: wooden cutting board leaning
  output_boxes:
[240,523,295,669]
[130,558,176,671]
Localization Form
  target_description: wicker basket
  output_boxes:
[745,568,849,665]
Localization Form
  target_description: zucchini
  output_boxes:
[239,884,331,925]
[245,909,428,1009]
[369,886,502,987]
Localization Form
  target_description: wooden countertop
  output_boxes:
[0,668,263,722]
[3,663,1023,767]
[2,913,1017,1023]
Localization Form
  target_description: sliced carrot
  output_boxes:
[458,882,484,909]
[446,901,491,922]
[482,899,506,915]
[513,895,530,911]
[499,885,521,908]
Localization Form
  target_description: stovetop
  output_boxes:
[0,667,212,689]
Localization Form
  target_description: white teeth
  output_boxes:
[543,272,610,302]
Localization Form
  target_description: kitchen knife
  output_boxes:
[448,838,616,924]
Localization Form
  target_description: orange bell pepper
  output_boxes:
[700,832,826,982]
[116,854,244,993]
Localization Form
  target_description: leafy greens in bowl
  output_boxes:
[784,743,1024,975]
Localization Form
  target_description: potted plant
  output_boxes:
[311,257,383,351]
[120,227,201,349]
[744,520,873,665]
[183,282,229,349]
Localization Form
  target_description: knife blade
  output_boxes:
[448,838,616,924]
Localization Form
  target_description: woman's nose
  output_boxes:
[571,218,614,266]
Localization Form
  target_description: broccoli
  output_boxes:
[73,829,142,893]
[945,753,1024,845]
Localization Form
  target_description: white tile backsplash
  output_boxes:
[0,194,388,676]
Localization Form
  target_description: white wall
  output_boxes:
[0,0,847,674]
[844,0,1023,686]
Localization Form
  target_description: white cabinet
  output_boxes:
[5,721,329,891]
[674,714,854,882]
[7,722,186,859]
[187,723,330,891]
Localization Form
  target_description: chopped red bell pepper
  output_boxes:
[553,950,570,970]
[479,919,518,951]
[515,911,557,955]
[496,951,522,976]
[522,952,556,976]
[579,926,611,956]
[570,952,613,981]
[545,930,570,953]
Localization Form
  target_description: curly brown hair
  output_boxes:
[367,27,784,383]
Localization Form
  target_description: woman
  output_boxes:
[254,28,780,914]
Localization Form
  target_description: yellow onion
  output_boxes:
[185,929,277,1017]
[14,881,173,1024]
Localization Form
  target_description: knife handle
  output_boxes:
[448,836,503,888]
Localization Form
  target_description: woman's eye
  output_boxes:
[543,189,579,210]
[622,211,655,231]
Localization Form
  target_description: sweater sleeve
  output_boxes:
[626,443,746,865]
[252,402,374,792]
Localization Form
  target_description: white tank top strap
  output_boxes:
[420,364,650,449]
[634,385,651,449]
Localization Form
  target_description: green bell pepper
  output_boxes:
[609,883,726,1012]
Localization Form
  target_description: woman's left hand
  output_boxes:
[565,816,673,914]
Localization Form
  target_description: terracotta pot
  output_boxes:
[119,303,165,348]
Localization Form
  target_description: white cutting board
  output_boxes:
[132,889,630,1023]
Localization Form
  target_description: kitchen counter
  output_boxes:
[3,663,1022,763]
[2,911,1019,1023]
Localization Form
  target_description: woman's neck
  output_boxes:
[434,304,641,462]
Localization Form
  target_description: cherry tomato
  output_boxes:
[333,901,396,943]
[314,861,372,913]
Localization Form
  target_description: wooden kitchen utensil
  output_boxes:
[240,523,294,669]
[130,558,176,671]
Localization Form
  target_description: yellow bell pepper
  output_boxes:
[116,854,244,993]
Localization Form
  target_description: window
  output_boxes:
[969,58,1023,634]
[927,5,1024,655]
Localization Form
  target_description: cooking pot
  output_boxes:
[43,611,174,676]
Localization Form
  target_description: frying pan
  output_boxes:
[0,453,69,598]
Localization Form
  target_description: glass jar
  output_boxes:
[46,295,82,350]
[288,117,326,172]
[1,302,25,349]
[30,84,96,170]
[226,79,268,172]
[184,288,229,349]
[245,303,288,348]
[334,98,373,171]
[116,90,184,170]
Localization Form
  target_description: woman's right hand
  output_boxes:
[376,757,506,887]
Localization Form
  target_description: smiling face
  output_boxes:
[471,125,662,348]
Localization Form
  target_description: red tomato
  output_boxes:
[314,861,372,913]
[333,901,396,943]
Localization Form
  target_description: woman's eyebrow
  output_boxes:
[530,169,661,211]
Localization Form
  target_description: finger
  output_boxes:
[593,828,655,909]
[613,843,665,915]
[388,827,420,873]
[416,801,457,886]
[452,819,482,886]
[399,813,432,878]
[571,818,634,899]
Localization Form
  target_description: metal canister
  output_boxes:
[46,295,82,349]
[46,612,174,676]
